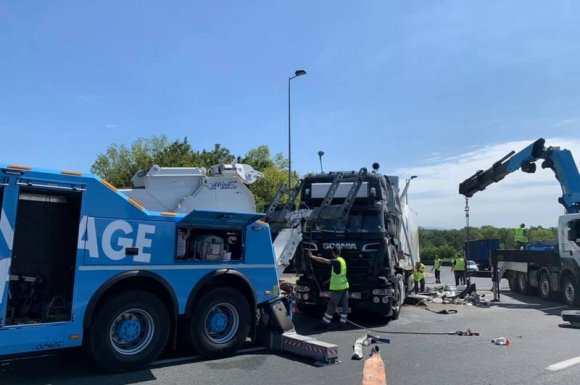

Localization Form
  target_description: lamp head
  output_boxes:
[295,70,307,77]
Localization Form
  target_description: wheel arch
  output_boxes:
[83,270,179,329]
[185,269,257,318]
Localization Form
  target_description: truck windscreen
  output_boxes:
[305,211,384,233]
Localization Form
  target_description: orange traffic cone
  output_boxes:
[362,346,387,385]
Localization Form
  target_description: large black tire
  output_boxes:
[538,272,552,300]
[391,275,404,321]
[562,276,580,306]
[508,273,518,293]
[517,272,532,295]
[86,291,170,372]
[186,287,251,357]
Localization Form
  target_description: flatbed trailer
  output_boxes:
[493,249,564,297]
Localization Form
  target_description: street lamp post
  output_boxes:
[288,69,307,188]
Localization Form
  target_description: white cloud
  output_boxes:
[397,138,580,229]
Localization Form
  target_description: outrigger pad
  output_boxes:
[259,299,295,333]
[562,310,580,327]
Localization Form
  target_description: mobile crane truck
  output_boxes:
[0,162,338,371]
[266,163,420,319]
[459,139,580,312]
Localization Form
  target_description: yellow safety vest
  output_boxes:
[330,256,349,291]
[454,258,465,271]
[434,258,442,271]
[515,227,528,242]
[414,263,425,281]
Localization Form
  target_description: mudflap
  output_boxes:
[256,299,339,365]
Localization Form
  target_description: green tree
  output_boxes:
[238,145,275,170]
[195,144,236,168]
[91,135,170,187]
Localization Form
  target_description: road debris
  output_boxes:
[406,283,491,309]
[352,334,391,360]
[491,337,510,346]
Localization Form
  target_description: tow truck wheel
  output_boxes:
[187,287,250,357]
[86,290,170,372]
[562,276,580,306]
[538,273,552,299]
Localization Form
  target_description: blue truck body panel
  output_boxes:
[465,239,500,270]
[0,164,279,357]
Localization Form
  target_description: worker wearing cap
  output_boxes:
[414,261,426,293]
[452,254,466,286]
[307,247,349,330]
[431,255,442,284]
[515,223,529,250]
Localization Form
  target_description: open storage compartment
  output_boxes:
[6,187,82,325]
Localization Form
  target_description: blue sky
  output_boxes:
[1,1,579,227]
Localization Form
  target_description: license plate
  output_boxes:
[336,307,352,313]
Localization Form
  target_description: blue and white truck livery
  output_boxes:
[0,163,335,371]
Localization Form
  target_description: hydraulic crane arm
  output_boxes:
[459,138,580,213]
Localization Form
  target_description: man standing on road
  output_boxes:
[452,254,466,286]
[414,261,426,293]
[431,255,442,284]
[515,223,529,250]
[307,247,349,330]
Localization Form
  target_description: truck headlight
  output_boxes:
[382,296,389,304]
[372,288,389,295]
[373,296,380,304]
[349,292,362,299]
[303,293,310,301]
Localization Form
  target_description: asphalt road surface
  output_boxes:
[2,269,580,385]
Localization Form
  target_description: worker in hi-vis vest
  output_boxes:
[414,261,426,293]
[515,223,529,250]
[431,255,442,284]
[452,254,466,286]
[307,247,349,330]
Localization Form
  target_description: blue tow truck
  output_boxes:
[459,138,580,307]
[0,163,337,371]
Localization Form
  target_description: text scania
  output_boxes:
[322,242,357,250]
[77,216,156,262]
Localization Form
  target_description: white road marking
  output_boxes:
[546,355,580,371]
[151,347,267,366]
[539,305,568,312]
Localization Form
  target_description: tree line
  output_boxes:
[419,226,558,261]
